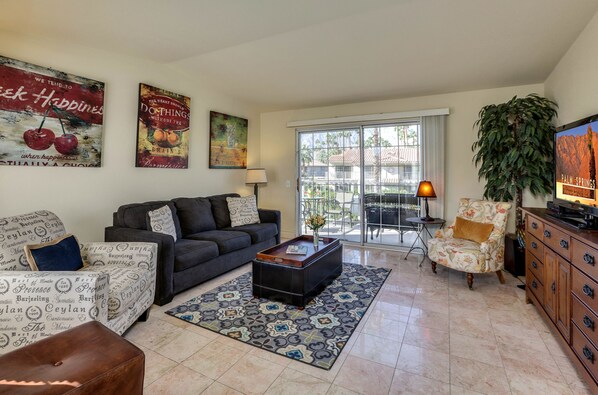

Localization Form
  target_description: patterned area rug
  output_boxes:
[166,263,390,370]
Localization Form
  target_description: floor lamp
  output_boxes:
[246,168,267,207]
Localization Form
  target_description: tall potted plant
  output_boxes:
[472,93,558,240]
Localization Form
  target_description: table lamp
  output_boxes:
[246,168,267,206]
[415,180,436,221]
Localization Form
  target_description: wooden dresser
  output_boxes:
[522,207,598,391]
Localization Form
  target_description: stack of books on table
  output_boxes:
[286,245,308,255]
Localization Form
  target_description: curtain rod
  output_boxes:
[287,108,450,128]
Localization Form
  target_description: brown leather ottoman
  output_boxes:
[0,321,144,394]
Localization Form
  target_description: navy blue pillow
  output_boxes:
[25,234,84,271]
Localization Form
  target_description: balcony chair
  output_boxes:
[325,192,356,235]
[0,210,157,354]
[428,198,511,289]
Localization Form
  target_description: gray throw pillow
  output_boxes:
[226,196,260,227]
[147,205,178,241]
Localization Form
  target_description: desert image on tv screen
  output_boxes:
[555,120,598,207]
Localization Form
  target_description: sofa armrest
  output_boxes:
[0,271,109,354]
[104,226,174,306]
[258,209,281,244]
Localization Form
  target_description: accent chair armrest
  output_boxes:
[80,242,157,272]
[435,226,454,239]
[480,230,506,262]
[0,271,109,354]
[104,226,175,306]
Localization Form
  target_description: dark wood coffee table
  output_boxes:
[252,235,343,307]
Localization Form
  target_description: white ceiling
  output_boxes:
[2,0,597,111]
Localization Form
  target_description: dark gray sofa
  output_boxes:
[105,193,280,306]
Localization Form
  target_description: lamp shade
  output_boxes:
[245,168,267,184]
[415,180,436,198]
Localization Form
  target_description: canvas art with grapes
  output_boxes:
[135,83,190,169]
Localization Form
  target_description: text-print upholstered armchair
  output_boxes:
[0,211,157,354]
[428,198,511,289]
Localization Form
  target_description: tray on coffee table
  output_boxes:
[255,235,338,268]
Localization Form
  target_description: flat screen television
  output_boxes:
[553,113,598,226]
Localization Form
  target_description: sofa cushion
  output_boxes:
[173,239,220,272]
[172,197,217,236]
[80,265,152,319]
[187,230,251,254]
[208,193,240,229]
[115,201,182,239]
[222,223,278,244]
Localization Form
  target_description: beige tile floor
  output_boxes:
[124,246,593,394]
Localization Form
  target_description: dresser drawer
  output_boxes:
[527,216,544,241]
[527,272,544,305]
[572,238,598,279]
[572,324,598,382]
[572,266,598,315]
[573,295,598,348]
[543,223,571,260]
[526,249,544,284]
[528,234,544,261]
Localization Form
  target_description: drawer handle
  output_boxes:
[551,282,556,293]
[532,261,538,269]
[583,346,595,363]
[531,241,538,249]
[544,230,551,238]
[532,222,538,229]
[560,239,569,249]
[531,280,538,289]
[583,284,595,298]
[583,315,595,331]
[584,253,595,266]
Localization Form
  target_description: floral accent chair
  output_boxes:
[0,211,157,354]
[428,198,512,289]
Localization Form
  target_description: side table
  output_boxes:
[404,217,446,261]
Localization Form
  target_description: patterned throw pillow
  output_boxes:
[227,195,260,227]
[147,205,178,241]
[24,234,84,271]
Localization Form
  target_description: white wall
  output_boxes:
[545,12,598,125]
[0,31,261,241]
[260,84,546,238]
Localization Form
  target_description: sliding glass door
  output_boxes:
[298,128,362,240]
[297,120,422,247]
[362,122,421,246]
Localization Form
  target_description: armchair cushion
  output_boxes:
[428,237,487,272]
[24,234,84,271]
[453,217,494,243]
[80,265,152,319]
